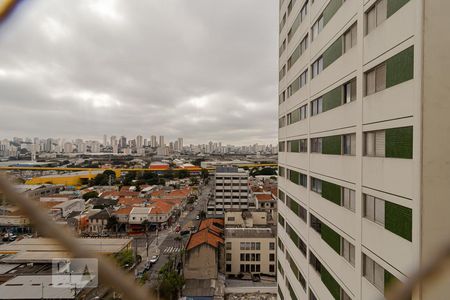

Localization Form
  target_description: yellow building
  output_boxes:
[26,171,103,186]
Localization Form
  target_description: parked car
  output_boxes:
[196,215,200,220]
[2,233,16,242]
[149,255,159,264]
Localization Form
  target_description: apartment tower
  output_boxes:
[277,0,450,299]
[207,167,250,215]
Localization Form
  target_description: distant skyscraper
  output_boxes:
[110,136,117,148]
[159,136,165,147]
[136,135,143,149]
[119,136,127,148]
[177,137,183,150]
[103,134,107,146]
[151,135,157,147]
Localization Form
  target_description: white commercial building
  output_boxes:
[207,167,251,215]
[277,0,450,300]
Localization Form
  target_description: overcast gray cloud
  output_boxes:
[0,0,278,145]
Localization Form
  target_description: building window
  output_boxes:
[278,237,285,252]
[363,254,385,292]
[240,264,245,272]
[269,253,275,262]
[227,216,235,221]
[342,187,356,212]
[366,0,387,34]
[226,253,232,261]
[279,116,286,128]
[364,130,385,157]
[365,126,413,159]
[311,15,323,41]
[364,194,412,241]
[279,39,287,57]
[279,64,286,81]
[310,137,322,153]
[342,134,356,156]
[343,23,357,53]
[365,63,386,95]
[311,97,323,116]
[278,166,285,177]
[269,264,275,273]
[343,78,357,103]
[226,264,231,272]
[279,91,286,104]
[311,178,322,193]
[364,194,385,225]
[311,56,323,78]
[341,238,355,266]
[226,242,231,250]
[278,141,286,152]
[269,242,275,250]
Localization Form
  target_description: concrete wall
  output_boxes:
[184,244,218,280]
[418,0,450,299]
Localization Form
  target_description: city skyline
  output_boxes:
[0,0,278,145]
[0,134,276,148]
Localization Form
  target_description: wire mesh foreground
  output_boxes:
[0,174,153,300]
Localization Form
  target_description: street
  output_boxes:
[135,179,213,290]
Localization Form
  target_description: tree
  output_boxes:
[250,167,277,177]
[158,259,184,300]
[83,191,98,201]
[122,172,136,185]
[189,177,199,186]
[178,169,189,179]
[201,168,209,179]
[198,210,206,219]
[106,215,119,233]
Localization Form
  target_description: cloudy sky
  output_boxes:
[0,0,278,145]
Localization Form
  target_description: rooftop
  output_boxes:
[225,227,274,239]
[0,238,132,261]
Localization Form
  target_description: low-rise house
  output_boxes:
[0,206,31,233]
[183,218,225,299]
[118,197,147,207]
[87,208,111,233]
[88,198,118,209]
[50,199,85,219]
[129,207,152,224]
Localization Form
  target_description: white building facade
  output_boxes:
[277,0,450,299]
[207,167,250,215]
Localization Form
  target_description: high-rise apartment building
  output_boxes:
[136,135,143,149]
[151,135,157,147]
[207,167,250,215]
[277,0,450,299]
[159,135,165,147]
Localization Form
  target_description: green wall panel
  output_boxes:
[323,0,343,26]
[385,201,412,241]
[323,36,343,68]
[321,267,340,300]
[322,136,341,155]
[387,0,410,18]
[322,180,341,205]
[385,126,413,159]
[384,270,400,293]
[323,86,342,112]
[386,46,414,88]
[290,140,300,152]
[321,223,341,254]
